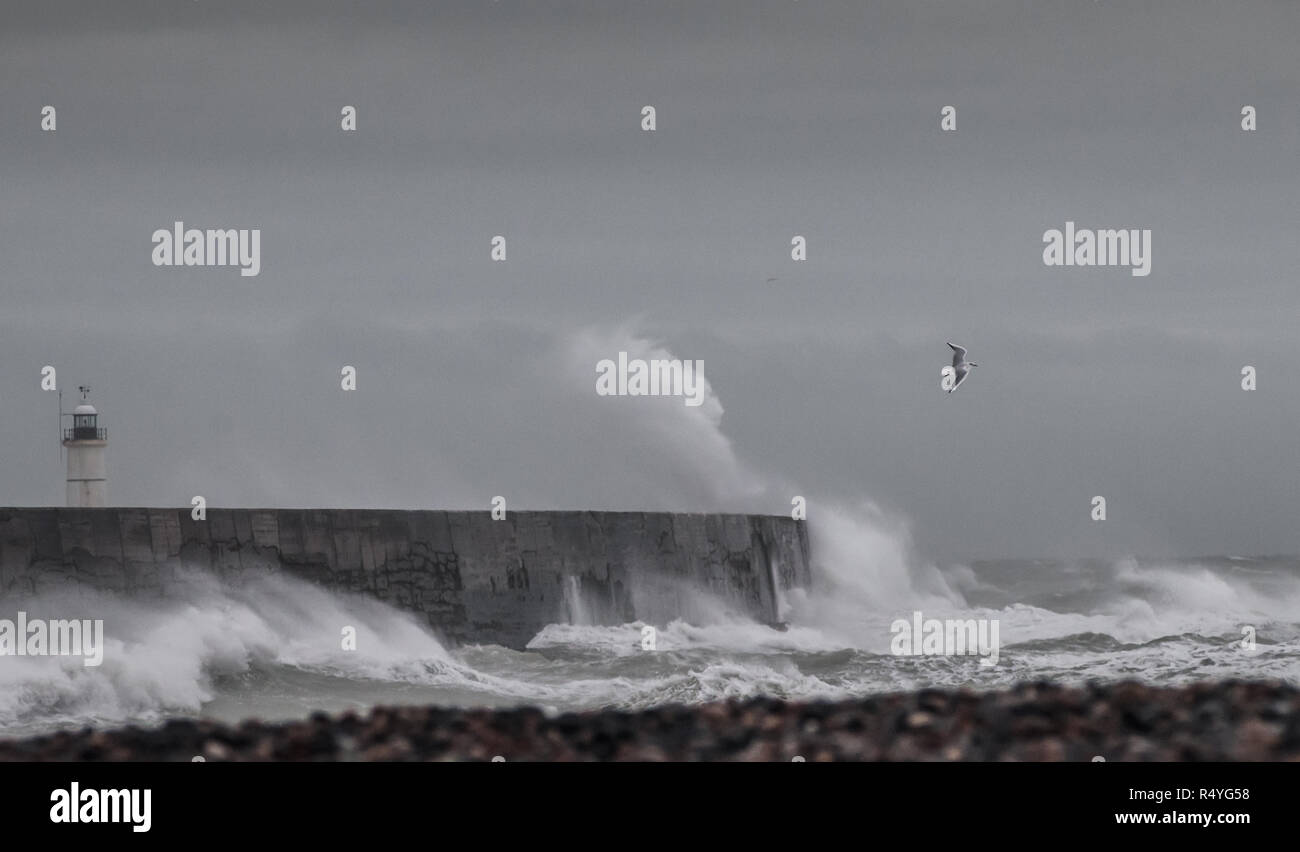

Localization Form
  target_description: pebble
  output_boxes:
[1,680,1296,761]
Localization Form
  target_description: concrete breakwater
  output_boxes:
[0,508,812,648]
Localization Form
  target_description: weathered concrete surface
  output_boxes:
[0,509,811,648]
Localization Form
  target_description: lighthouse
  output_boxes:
[63,386,107,507]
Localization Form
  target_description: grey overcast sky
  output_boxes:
[1,1,1297,563]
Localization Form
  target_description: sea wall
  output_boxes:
[0,508,812,648]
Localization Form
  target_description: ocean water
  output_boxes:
[2,527,1298,740]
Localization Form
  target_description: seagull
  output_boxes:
[946,342,978,393]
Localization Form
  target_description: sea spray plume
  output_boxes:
[1106,557,1300,637]
[563,324,768,510]
[784,501,966,649]
[563,324,969,644]
[561,323,1279,669]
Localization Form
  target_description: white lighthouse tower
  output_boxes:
[63,386,107,507]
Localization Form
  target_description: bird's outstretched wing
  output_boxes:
[947,341,966,367]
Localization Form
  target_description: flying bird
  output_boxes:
[946,342,978,393]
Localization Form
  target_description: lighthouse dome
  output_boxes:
[73,403,97,415]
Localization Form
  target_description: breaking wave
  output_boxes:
[3,327,1297,737]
